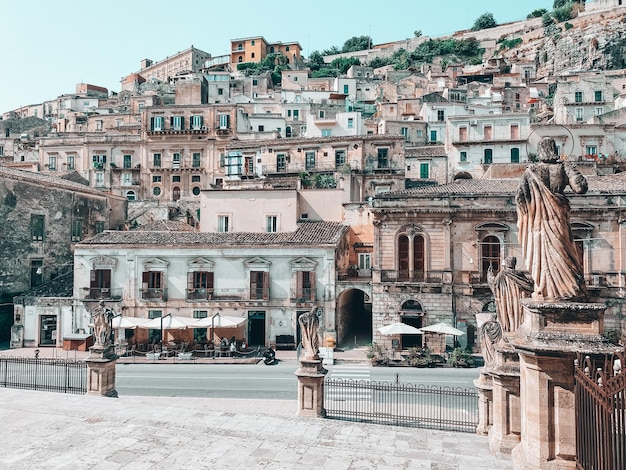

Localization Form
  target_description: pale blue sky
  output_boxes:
[1,0,551,113]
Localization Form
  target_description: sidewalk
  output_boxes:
[0,346,512,469]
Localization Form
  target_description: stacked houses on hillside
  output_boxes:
[3,21,626,352]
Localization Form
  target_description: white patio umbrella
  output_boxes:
[190,315,246,329]
[378,322,423,335]
[111,316,147,329]
[419,322,465,336]
[139,316,196,330]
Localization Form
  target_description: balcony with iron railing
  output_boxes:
[262,161,361,175]
[380,270,447,284]
[140,288,168,301]
[81,288,123,301]
[147,127,208,136]
[290,288,317,302]
[186,288,214,301]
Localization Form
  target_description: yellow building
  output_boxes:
[230,36,302,69]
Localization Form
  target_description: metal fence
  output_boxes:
[324,376,478,433]
[574,349,625,470]
[0,356,87,395]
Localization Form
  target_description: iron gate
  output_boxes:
[0,356,87,395]
[574,349,625,470]
[324,375,478,433]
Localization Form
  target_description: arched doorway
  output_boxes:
[400,300,424,349]
[335,288,372,348]
[172,186,181,201]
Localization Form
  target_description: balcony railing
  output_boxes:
[380,270,445,283]
[186,288,214,301]
[249,287,270,301]
[290,288,317,302]
[83,288,122,300]
[262,161,361,175]
[140,288,167,301]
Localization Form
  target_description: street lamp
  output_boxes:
[210,312,221,345]
[160,313,172,352]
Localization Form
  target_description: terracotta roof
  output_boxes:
[78,221,347,247]
[406,146,447,158]
[377,172,626,199]
[133,220,198,232]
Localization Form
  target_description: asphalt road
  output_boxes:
[115,361,479,399]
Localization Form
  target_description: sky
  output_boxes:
[0,0,552,113]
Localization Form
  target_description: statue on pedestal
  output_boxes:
[479,313,503,368]
[487,256,534,332]
[298,306,320,360]
[516,136,588,302]
[91,300,115,348]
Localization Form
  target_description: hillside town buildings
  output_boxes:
[4,4,626,350]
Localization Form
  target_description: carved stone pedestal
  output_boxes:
[488,340,521,454]
[294,358,327,417]
[509,300,615,470]
[85,345,118,398]
[474,369,493,436]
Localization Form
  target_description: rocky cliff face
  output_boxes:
[499,9,626,77]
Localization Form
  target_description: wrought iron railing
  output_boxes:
[290,288,317,302]
[0,356,87,395]
[324,376,478,432]
[186,288,214,301]
[140,288,167,301]
[574,350,626,470]
[84,288,123,300]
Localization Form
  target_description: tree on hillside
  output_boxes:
[307,51,325,71]
[527,8,548,18]
[342,35,373,52]
[471,12,497,31]
[553,0,569,7]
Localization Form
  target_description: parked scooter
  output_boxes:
[263,347,276,365]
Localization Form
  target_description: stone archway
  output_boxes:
[335,288,372,348]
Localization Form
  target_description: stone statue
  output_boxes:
[516,136,588,302]
[479,314,503,368]
[91,300,115,348]
[298,306,320,360]
[487,256,534,332]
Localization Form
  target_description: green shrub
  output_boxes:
[367,342,390,366]
[447,347,475,368]
[406,347,435,367]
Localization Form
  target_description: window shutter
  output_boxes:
[262,271,269,300]
[250,272,257,300]
[296,271,303,298]
[207,272,214,289]
[103,270,111,288]
[142,271,149,289]
[309,272,316,301]
[150,117,155,131]
[180,117,185,130]
[187,272,194,290]
[170,116,174,128]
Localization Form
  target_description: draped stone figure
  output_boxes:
[298,306,320,360]
[487,257,534,332]
[91,300,115,347]
[479,314,503,367]
[516,137,588,301]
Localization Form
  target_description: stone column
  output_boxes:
[294,358,327,417]
[85,345,118,398]
[474,369,493,435]
[509,300,616,470]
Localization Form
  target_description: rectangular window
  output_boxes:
[335,150,346,168]
[170,116,184,131]
[148,310,162,319]
[417,129,423,138]
[153,153,162,167]
[484,148,493,164]
[437,110,445,122]
[575,91,583,103]
[172,152,181,168]
[595,107,604,116]
[151,116,164,131]
[123,154,132,169]
[193,310,208,319]
[95,172,104,186]
[321,129,332,137]
[343,84,349,94]
[319,110,325,118]
[48,156,56,171]
[122,173,132,186]
[460,151,467,162]
[95,221,105,234]
[576,108,584,122]
[377,148,389,169]
[510,124,519,140]
[191,115,203,130]
[276,154,287,172]
[358,253,371,270]
[258,125,265,132]
[67,155,75,170]
[305,151,315,170]
[219,114,230,129]
[484,125,493,140]
[459,127,468,142]
[218,88,224,95]
[293,109,299,121]
[252,79,258,86]
[92,154,106,169]
[266,215,278,233]
[249,271,269,300]
[295,270,316,301]
[172,175,181,183]
[71,220,82,242]
[192,271,214,289]
[192,175,201,183]
[0,146,3,156]
[218,215,229,232]
[511,148,520,163]
[31,215,45,241]
[401,127,408,140]
[152,175,162,183]
[347,118,354,128]
[586,146,597,156]
[419,163,429,179]
[430,130,437,142]
[192,152,201,168]
[594,90,603,102]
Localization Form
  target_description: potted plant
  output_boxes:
[406,347,435,367]
[446,347,475,368]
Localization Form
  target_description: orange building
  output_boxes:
[230,36,302,69]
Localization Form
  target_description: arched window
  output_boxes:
[237,43,243,51]
[238,56,243,63]
[400,300,423,348]
[172,186,181,201]
[397,231,425,281]
[126,190,136,201]
[481,235,501,281]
